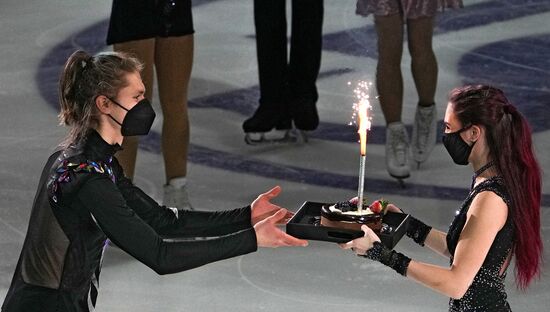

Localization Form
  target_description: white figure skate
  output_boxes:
[163,183,194,211]
[386,121,411,187]
[411,104,437,168]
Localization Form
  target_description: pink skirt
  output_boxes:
[356,0,463,19]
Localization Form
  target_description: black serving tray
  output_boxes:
[286,201,410,249]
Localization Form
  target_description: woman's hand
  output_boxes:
[339,225,381,256]
[251,186,293,225]
[349,196,403,213]
[254,209,308,248]
[386,203,404,214]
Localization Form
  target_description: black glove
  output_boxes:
[406,215,432,247]
[361,242,411,276]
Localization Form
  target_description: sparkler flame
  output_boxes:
[353,81,372,156]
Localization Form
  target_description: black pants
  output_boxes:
[254,0,323,108]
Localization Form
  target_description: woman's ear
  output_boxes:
[469,125,482,143]
[95,95,111,114]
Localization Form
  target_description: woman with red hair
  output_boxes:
[341,85,543,311]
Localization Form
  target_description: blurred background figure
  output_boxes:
[107,0,194,209]
[356,0,462,182]
[243,0,324,145]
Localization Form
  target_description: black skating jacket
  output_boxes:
[2,131,257,312]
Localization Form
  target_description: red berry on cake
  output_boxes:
[370,201,382,213]
[320,198,390,232]
[369,199,389,214]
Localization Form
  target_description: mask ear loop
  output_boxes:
[105,97,127,127]
[452,124,477,147]
[107,97,130,112]
[455,124,472,134]
[107,114,123,127]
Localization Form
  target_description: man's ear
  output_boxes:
[95,95,110,114]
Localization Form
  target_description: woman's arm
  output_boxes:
[344,191,507,299]
[406,191,508,298]
[424,229,451,258]
[78,175,257,275]
[387,204,450,258]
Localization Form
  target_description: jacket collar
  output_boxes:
[83,130,122,161]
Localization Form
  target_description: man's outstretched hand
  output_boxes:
[254,208,308,248]
[251,186,293,225]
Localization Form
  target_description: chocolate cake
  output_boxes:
[320,199,387,232]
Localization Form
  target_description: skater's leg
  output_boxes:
[243,0,290,138]
[155,35,194,209]
[374,14,404,124]
[154,35,193,182]
[254,0,287,107]
[113,39,155,180]
[408,17,437,106]
[288,0,323,131]
[408,16,438,164]
[374,14,410,179]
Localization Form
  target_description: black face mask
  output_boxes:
[442,125,475,165]
[108,98,156,136]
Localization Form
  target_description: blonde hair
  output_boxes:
[58,50,143,147]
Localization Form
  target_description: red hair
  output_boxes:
[449,85,543,289]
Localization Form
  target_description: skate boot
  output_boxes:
[164,179,194,211]
[290,99,319,143]
[411,103,437,167]
[386,122,411,185]
[243,104,293,145]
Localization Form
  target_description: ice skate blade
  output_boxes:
[244,130,297,146]
[296,130,310,143]
[396,179,406,188]
[413,152,430,167]
[389,173,409,188]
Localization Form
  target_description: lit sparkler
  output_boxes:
[350,81,372,213]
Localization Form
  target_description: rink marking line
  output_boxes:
[443,44,550,75]
[236,255,386,308]
[0,217,25,238]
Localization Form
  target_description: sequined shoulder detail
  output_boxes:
[470,176,511,207]
[49,154,116,204]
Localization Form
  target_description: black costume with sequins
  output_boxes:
[2,131,257,312]
[446,176,514,311]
